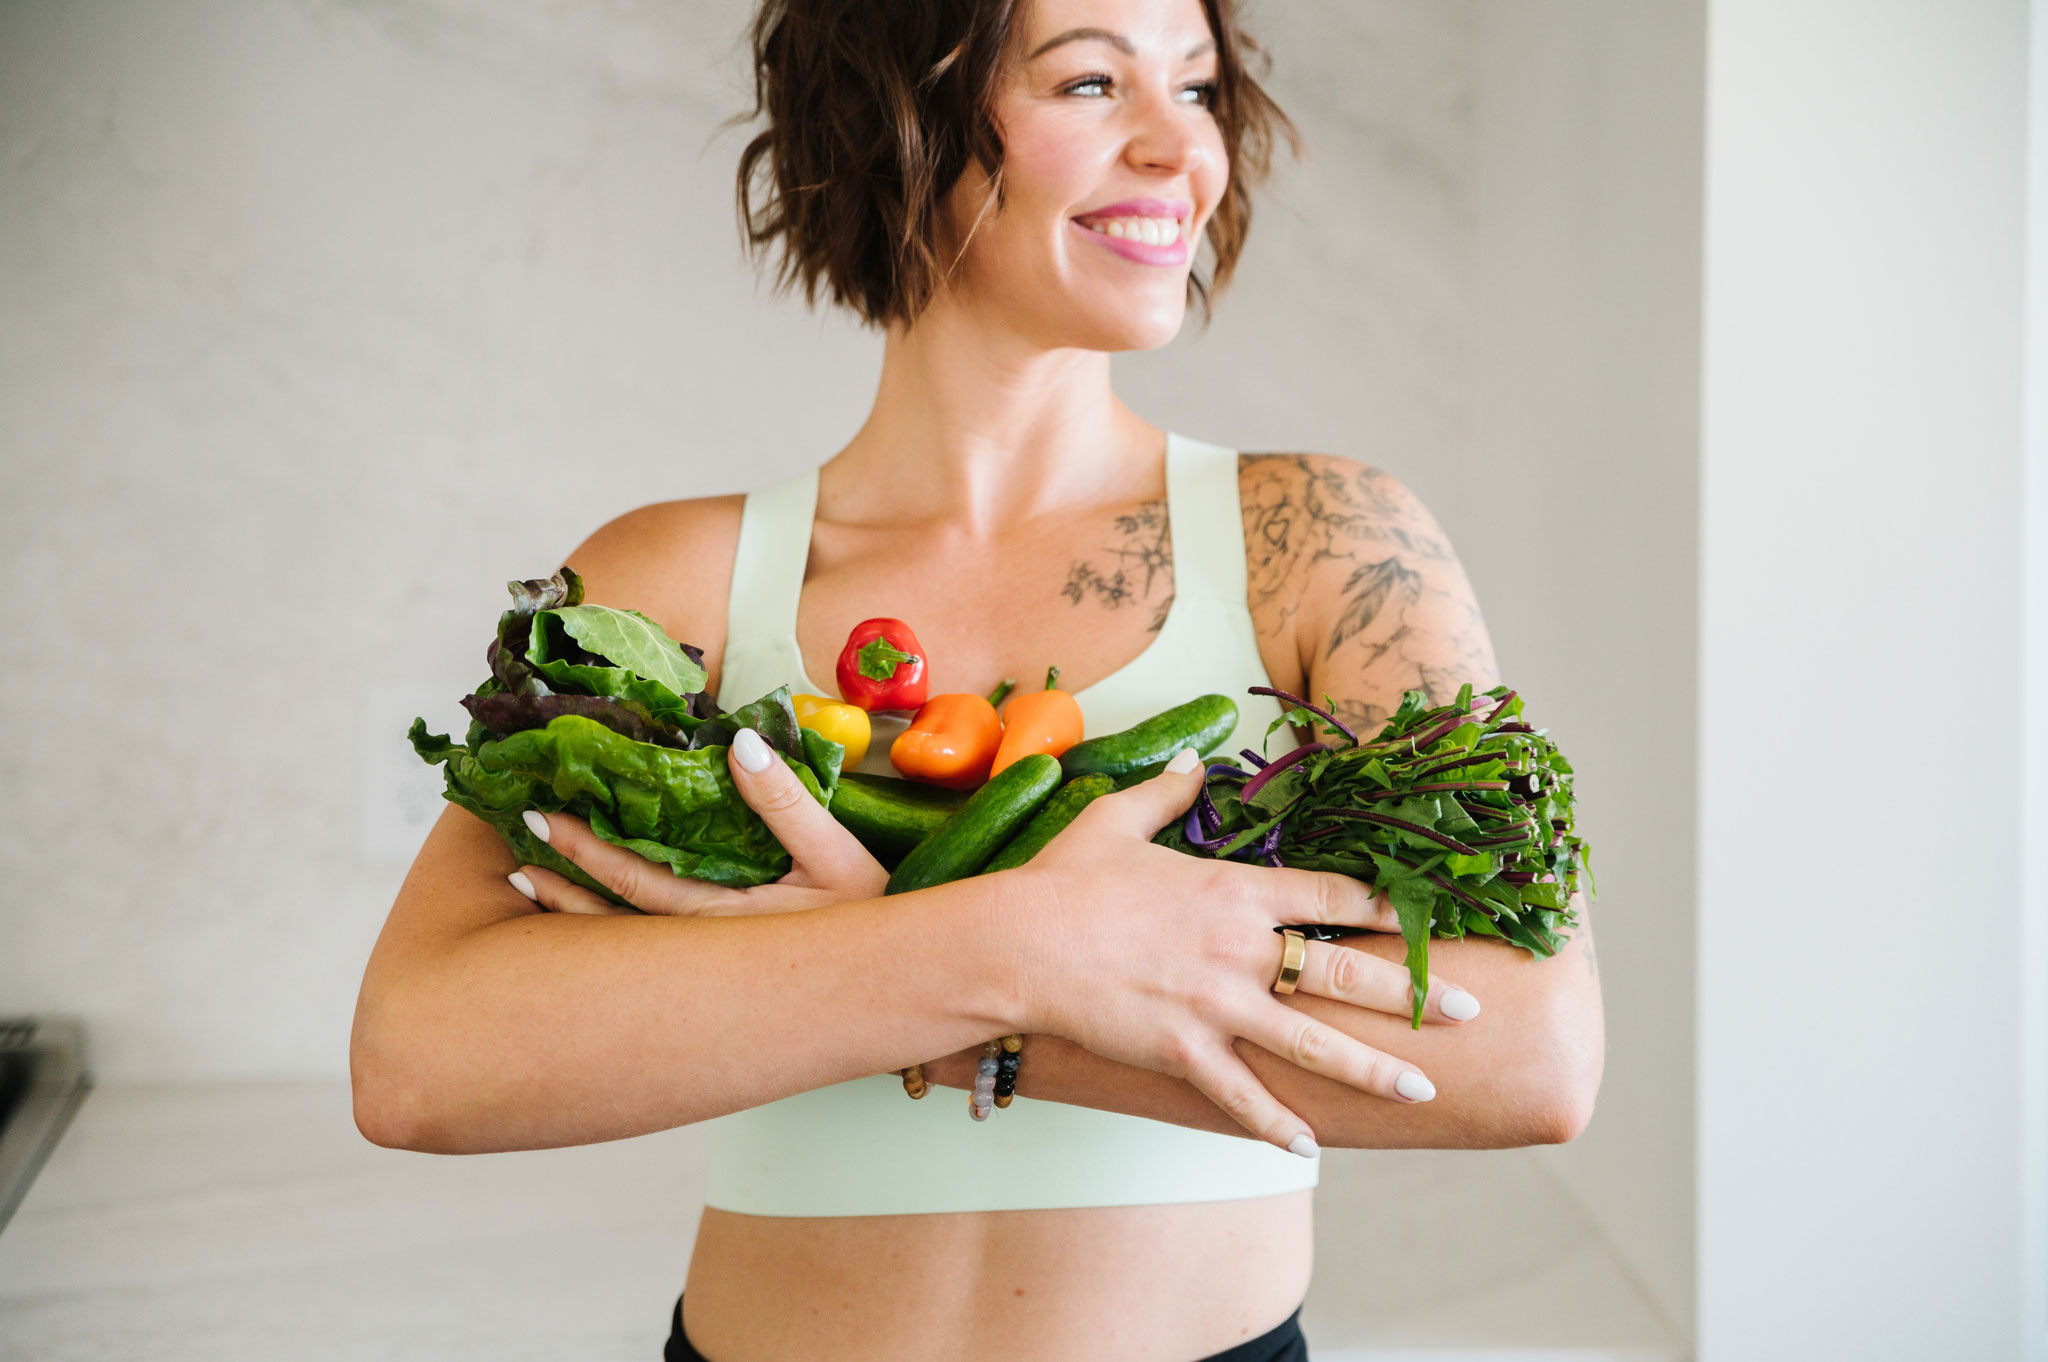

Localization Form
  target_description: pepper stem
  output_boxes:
[1044,666,1060,691]
[987,677,1016,708]
[856,635,919,682]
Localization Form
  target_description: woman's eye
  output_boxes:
[1061,75,1220,108]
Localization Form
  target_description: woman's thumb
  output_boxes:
[727,728,884,888]
[1089,747,1206,838]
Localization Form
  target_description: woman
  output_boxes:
[350,0,1605,1358]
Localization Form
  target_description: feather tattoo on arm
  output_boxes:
[1240,454,1498,731]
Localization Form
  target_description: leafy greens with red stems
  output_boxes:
[1153,683,1592,1027]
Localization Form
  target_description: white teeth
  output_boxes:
[1085,215,1182,245]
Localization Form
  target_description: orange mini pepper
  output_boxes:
[890,680,1012,790]
[990,667,1085,777]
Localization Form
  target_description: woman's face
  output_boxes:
[938,0,1229,352]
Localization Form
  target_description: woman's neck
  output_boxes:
[823,305,1166,536]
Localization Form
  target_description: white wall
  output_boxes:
[2022,4,2047,1356]
[1466,1,1705,1338]
[0,0,1477,1080]
[1698,2,2034,1357]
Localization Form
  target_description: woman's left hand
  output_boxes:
[506,727,889,917]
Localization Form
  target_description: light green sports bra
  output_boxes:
[704,430,1319,1216]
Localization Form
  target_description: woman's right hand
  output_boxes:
[1003,748,1481,1155]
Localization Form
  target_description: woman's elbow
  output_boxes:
[351,1031,430,1151]
[1515,987,1606,1146]
[349,997,459,1153]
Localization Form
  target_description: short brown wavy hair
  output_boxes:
[724,0,1301,331]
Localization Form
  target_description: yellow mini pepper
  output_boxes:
[793,693,871,769]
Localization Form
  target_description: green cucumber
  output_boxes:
[829,772,967,864]
[984,774,1115,871]
[885,754,1063,894]
[1059,694,1239,781]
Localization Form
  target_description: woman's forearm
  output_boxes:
[925,917,1605,1150]
[350,816,1026,1155]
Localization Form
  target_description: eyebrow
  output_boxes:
[1027,27,1217,62]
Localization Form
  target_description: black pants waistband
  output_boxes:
[664,1293,1309,1362]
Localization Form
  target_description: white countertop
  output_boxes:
[0,1084,1682,1361]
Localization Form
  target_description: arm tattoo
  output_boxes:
[1240,454,1497,712]
[1063,499,1175,634]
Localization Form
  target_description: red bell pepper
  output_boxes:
[836,617,928,712]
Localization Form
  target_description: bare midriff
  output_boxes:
[680,1191,1313,1362]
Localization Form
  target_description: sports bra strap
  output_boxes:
[1163,432,1248,608]
[723,466,818,660]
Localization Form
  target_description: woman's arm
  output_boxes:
[925,920,1601,1149]
[350,801,1027,1153]
[350,499,1020,1153]
[351,497,1435,1157]
[1283,453,1603,1141]
[924,455,1605,1148]
[352,761,1437,1157]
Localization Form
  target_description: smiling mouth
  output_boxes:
[1071,214,1188,247]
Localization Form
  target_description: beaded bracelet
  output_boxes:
[993,1033,1022,1109]
[899,1033,1025,1114]
[970,1033,1026,1119]
[968,1039,1001,1119]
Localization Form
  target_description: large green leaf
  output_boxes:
[523,612,700,728]
[1388,877,1439,1028]
[410,714,826,900]
[541,605,707,697]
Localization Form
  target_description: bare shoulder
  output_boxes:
[1237,453,1498,731]
[562,494,746,687]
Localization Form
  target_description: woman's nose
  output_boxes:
[1123,86,1210,176]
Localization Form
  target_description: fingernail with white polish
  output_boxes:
[507,871,537,901]
[1395,1071,1436,1102]
[1288,1132,1320,1159]
[1439,987,1481,1022]
[732,727,773,773]
[1166,747,1199,775]
[521,809,551,843]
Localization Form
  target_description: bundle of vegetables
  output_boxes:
[406,567,1590,1033]
[1153,685,1592,1026]
[408,567,844,901]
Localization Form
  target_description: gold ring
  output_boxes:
[1272,928,1306,994]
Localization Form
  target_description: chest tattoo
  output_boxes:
[1061,499,1175,634]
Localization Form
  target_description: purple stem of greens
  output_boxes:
[1206,762,1250,782]
[1362,779,1510,799]
[1402,711,1472,753]
[1239,748,1269,770]
[1319,806,1481,856]
[1248,686,1359,745]
[1239,741,1328,803]
[1182,804,1235,852]
[1183,779,1231,849]
[1228,822,1286,867]
[1409,750,1507,780]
